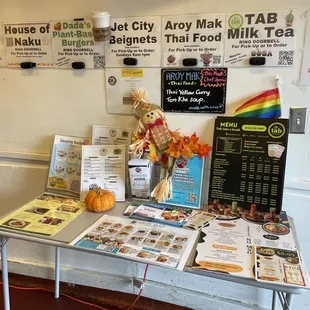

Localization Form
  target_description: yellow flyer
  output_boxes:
[0,194,86,236]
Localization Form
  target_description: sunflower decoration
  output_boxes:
[129,89,212,203]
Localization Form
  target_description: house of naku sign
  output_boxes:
[3,23,53,67]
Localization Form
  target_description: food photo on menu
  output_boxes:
[70,215,199,270]
[255,246,309,287]
[207,199,280,224]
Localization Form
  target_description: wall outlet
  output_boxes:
[289,107,307,134]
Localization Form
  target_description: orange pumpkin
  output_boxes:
[85,188,116,212]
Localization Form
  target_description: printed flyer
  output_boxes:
[3,22,53,67]
[224,10,297,67]
[162,155,205,209]
[80,145,126,201]
[161,68,227,113]
[192,218,255,278]
[0,194,86,236]
[123,203,199,227]
[0,23,6,66]
[255,246,309,287]
[51,20,105,69]
[191,212,301,282]
[106,16,161,67]
[162,13,225,67]
[106,68,161,114]
[92,125,132,145]
[300,15,310,86]
[70,214,199,270]
[47,135,90,198]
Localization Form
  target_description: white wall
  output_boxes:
[0,0,310,309]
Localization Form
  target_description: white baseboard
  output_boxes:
[5,258,265,310]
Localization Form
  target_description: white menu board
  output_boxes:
[51,20,105,69]
[3,23,53,67]
[106,68,161,114]
[92,125,132,145]
[162,14,225,67]
[224,10,297,67]
[300,15,310,85]
[0,23,6,66]
[80,145,125,201]
[106,16,161,67]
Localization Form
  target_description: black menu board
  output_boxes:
[161,68,227,113]
[208,117,289,219]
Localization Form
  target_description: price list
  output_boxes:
[209,117,289,214]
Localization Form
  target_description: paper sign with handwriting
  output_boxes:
[161,68,227,113]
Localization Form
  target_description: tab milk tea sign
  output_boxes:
[208,117,289,219]
[224,10,296,67]
[162,68,227,113]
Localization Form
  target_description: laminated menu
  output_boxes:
[47,135,90,198]
[208,117,289,218]
[70,215,199,270]
[0,194,86,236]
[191,212,302,282]
[192,217,254,278]
[80,145,126,201]
[255,246,309,287]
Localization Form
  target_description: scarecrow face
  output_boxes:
[142,109,161,125]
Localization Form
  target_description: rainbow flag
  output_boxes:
[235,88,281,118]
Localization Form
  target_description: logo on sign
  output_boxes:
[109,129,117,137]
[268,123,286,139]
[167,55,176,64]
[135,167,142,173]
[228,14,243,29]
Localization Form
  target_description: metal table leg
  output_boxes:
[55,246,60,298]
[286,293,294,310]
[1,237,10,310]
[272,290,277,310]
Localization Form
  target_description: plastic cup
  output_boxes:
[91,11,111,42]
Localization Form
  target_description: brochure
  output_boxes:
[192,217,255,279]
[184,212,217,231]
[70,215,199,270]
[80,145,126,201]
[255,246,309,288]
[162,155,205,209]
[123,203,198,227]
[191,212,300,281]
[92,125,132,146]
[0,194,86,236]
[46,135,90,198]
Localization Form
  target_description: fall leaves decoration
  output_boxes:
[149,133,212,164]
[129,89,212,203]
